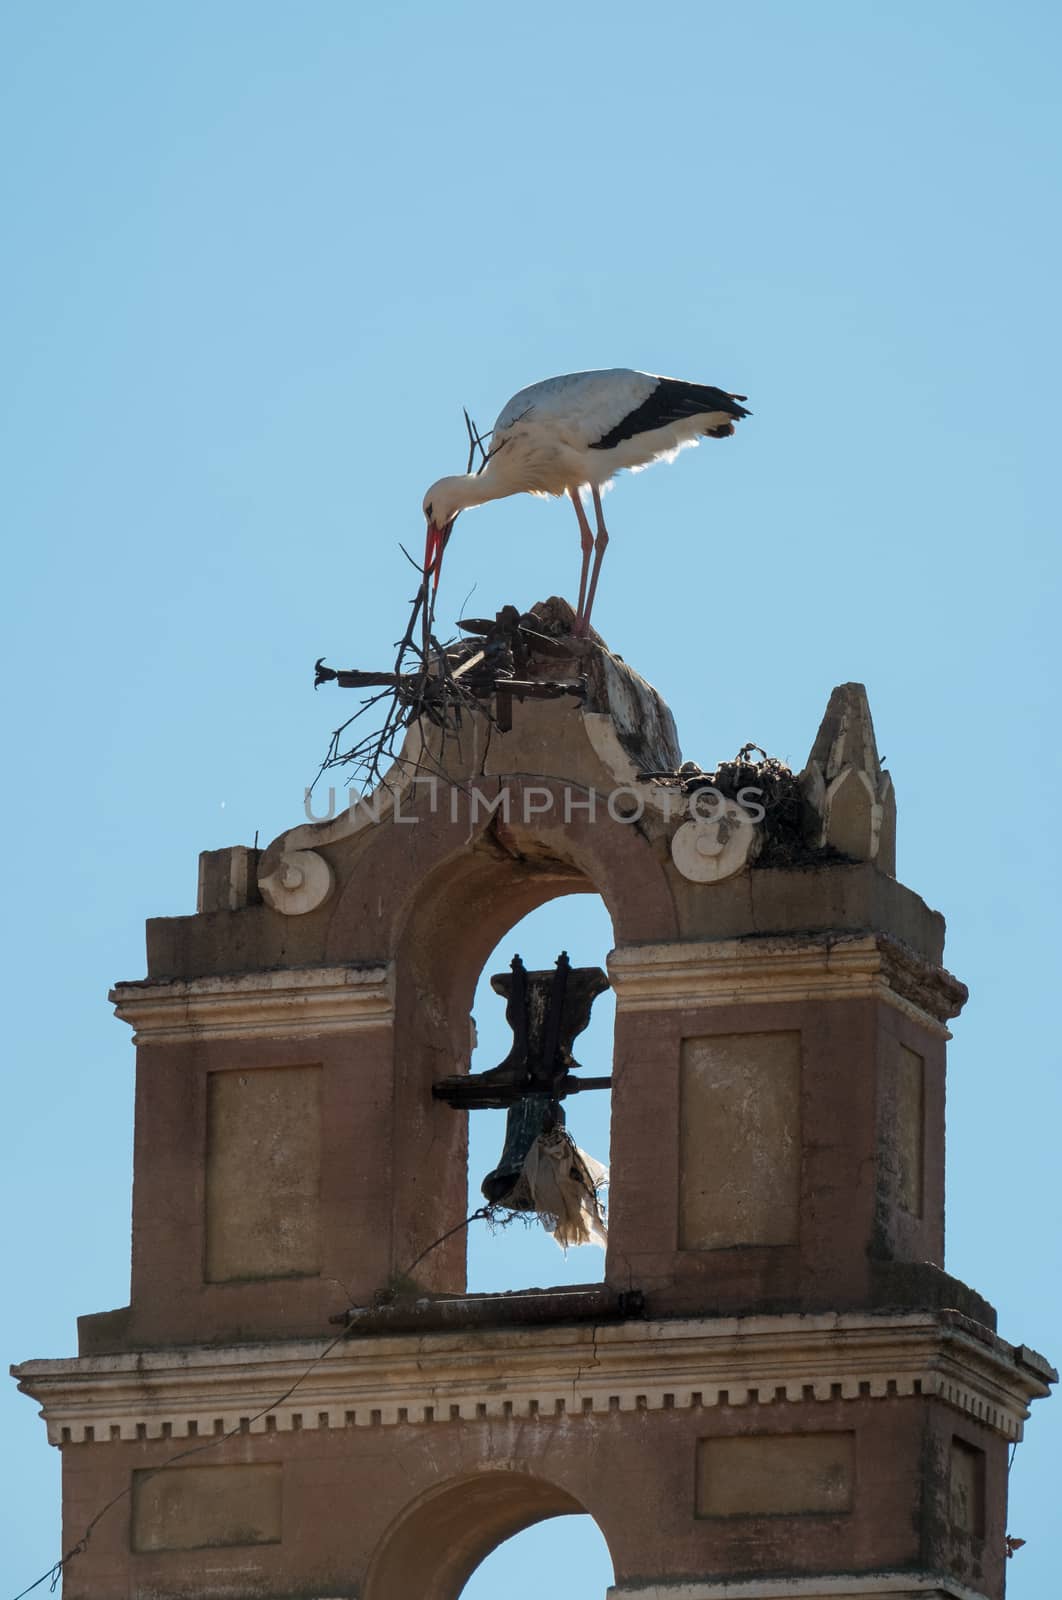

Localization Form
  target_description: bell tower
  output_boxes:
[14,603,1054,1599]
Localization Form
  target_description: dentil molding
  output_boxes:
[14,1311,1050,1449]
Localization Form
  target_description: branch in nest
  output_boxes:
[310,610,491,798]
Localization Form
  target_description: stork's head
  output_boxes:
[422,477,467,537]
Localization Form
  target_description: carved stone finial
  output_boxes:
[801,683,896,872]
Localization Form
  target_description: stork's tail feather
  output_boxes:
[669,382,751,421]
[702,390,750,438]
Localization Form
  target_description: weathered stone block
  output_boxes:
[131,1463,281,1551]
[205,1064,321,1282]
[679,1031,801,1250]
[196,846,261,913]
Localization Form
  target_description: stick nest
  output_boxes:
[665,744,851,868]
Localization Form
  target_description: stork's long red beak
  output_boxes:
[423,519,454,595]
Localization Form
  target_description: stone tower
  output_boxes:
[14,604,1054,1599]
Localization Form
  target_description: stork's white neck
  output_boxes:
[430,471,509,516]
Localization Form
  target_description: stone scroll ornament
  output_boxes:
[670,796,761,883]
[433,953,611,1248]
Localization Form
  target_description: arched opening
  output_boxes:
[466,893,615,1292]
[363,1471,614,1600]
[355,775,678,1298]
[462,1511,615,1598]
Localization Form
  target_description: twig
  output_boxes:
[309,405,524,797]
[463,408,491,473]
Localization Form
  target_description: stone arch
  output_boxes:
[363,1469,610,1600]
[322,779,676,1293]
[324,772,678,982]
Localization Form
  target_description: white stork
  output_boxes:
[422,368,750,635]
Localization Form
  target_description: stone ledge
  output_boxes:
[13,1310,1049,1448]
[109,963,394,1043]
[607,1575,989,1600]
[608,934,967,1036]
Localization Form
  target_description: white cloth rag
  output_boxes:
[513,1127,609,1249]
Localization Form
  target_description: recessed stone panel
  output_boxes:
[132,1464,282,1551]
[679,1032,801,1249]
[696,1432,854,1517]
[950,1436,986,1537]
[879,1036,926,1220]
[894,1042,925,1217]
[205,1065,321,1282]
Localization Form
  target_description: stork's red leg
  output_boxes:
[569,488,595,635]
[582,485,610,634]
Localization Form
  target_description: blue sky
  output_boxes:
[2,2,1059,1595]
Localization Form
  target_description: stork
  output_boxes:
[422,368,750,636]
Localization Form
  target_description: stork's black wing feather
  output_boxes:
[589,378,751,452]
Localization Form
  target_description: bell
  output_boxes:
[481,1094,563,1206]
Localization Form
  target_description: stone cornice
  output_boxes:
[608,935,967,1037]
[13,1311,1049,1448]
[109,963,394,1044]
